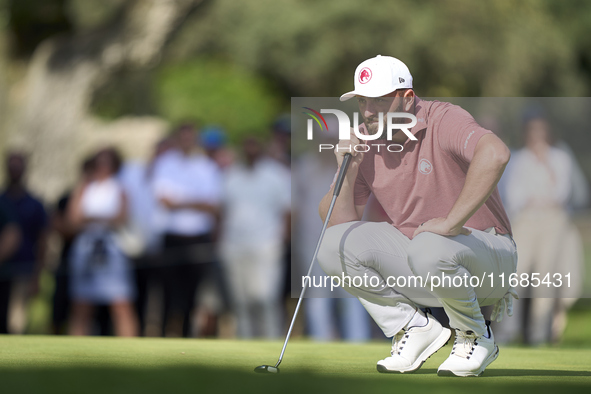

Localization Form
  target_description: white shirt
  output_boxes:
[119,161,167,252]
[221,158,291,246]
[81,177,123,219]
[504,147,572,217]
[152,150,222,236]
[293,154,337,260]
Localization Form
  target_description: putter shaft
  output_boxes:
[273,153,352,369]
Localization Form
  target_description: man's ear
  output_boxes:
[402,89,415,112]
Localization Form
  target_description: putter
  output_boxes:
[255,152,353,374]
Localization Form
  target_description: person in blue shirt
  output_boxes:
[0,151,49,333]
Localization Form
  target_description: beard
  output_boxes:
[361,100,405,140]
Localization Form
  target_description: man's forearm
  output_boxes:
[0,225,20,263]
[445,138,510,230]
[184,202,219,215]
[161,197,219,215]
[319,171,360,227]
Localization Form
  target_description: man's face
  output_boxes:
[524,118,551,149]
[357,92,405,137]
[177,128,196,151]
[6,154,26,183]
[243,138,262,162]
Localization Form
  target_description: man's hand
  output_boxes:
[335,127,365,171]
[413,217,471,238]
[319,127,366,226]
[160,197,179,210]
[160,197,218,215]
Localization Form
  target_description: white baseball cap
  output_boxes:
[340,55,413,101]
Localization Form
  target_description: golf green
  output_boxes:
[0,336,590,394]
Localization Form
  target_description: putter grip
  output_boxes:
[333,153,353,197]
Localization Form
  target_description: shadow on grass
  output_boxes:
[1,365,590,394]
[407,368,591,377]
[485,369,591,377]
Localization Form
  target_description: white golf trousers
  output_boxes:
[317,221,517,337]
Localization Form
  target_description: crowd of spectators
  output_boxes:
[0,121,298,339]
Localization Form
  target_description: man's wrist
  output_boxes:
[344,166,359,178]
[341,172,358,189]
[443,216,465,232]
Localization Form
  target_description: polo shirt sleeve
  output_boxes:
[437,105,492,164]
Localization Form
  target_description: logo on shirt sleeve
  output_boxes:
[419,159,433,175]
[464,130,476,149]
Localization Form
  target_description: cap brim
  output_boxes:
[340,86,404,102]
[339,91,357,101]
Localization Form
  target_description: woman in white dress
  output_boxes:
[67,148,138,336]
[503,117,584,345]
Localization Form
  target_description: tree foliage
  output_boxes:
[4,0,591,148]
[155,58,280,140]
[166,0,591,97]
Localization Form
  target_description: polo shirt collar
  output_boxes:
[410,96,428,136]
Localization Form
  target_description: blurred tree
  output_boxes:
[542,0,591,90]
[15,0,205,200]
[166,0,589,97]
[155,58,280,141]
[7,0,72,58]
[66,0,127,31]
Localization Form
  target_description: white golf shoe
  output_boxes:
[437,322,499,377]
[376,313,451,373]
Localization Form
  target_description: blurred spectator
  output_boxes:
[201,126,235,170]
[152,124,221,337]
[197,126,234,336]
[220,136,291,339]
[119,137,173,336]
[267,115,293,310]
[67,148,138,336]
[0,199,21,333]
[293,148,371,341]
[0,151,49,334]
[554,141,590,212]
[501,116,585,345]
[119,138,173,257]
[268,115,291,168]
[50,157,95,334]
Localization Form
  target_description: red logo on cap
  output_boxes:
[359,68,372,84]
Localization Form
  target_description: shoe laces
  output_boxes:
[390,330,410,356]
[451,330,478,359]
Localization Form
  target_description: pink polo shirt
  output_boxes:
[354,97,512,239]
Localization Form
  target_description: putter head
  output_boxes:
[254,365,279,374]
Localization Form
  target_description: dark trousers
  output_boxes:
[0,279,11,334]
[52,266,70,334]
[133,252,163,336]
[161,233,213,337]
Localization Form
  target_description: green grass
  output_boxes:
[9,270,591,394]
[562,306,591,347]
[0,335,590,394]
